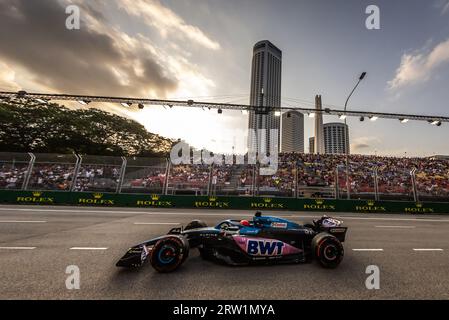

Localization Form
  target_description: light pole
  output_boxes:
[344,72,366,200]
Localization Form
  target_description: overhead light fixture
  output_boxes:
[138,103,145,110]
[121,102,132,108]
[369,116,378,121]
[77,100,90,106]
[275,111,281,117]
[431,120,442,126]
[360,116,365,122]
[400,118,409,123]
[35,98,47,104]
[339,114,347,120]
[308,112,315,118]
[218,109,223,114]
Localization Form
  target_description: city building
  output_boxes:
[323,122,350,154]
[314,95,325,154]
[248,40,282,154]
[281,111,304,153]
[309,137,315,154]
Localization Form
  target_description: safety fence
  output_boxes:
[1,152,449,203]
[0,190,447,214]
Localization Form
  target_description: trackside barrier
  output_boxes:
[0,190,448,214]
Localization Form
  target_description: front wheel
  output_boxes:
[150,236,189,273]
[311,233,344,268]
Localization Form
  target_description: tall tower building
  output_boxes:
[314,95,325,154]
[324,122,350,154]
[281,111,304,153]
[309,137,315,154]
[248,40,282,154]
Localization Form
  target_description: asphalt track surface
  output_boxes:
[0,205,448,300]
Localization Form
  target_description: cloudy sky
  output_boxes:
[1,0,449,156]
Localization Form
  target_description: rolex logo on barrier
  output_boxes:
[355,200,386,212]
[405,202,434,214]
[250,197,284,209]
[78,192,114,205]
[136,194,171,207]
[194,196,229,208]
[16,191,54,204]
[303,198,335,211]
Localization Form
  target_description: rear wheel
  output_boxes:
[150,236,189,273]
[311,233,344,268]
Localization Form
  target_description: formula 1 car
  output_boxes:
[116,212,348,272]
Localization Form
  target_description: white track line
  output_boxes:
[0,220,46,223]
[1,207,449,223]
[0,247,36,250]
[133,222,180,225]
[352,249,384,252]
[413,248,444,251]
[69,247,108,250]
[375,225,415,229]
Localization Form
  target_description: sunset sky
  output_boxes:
[1,0,449,156]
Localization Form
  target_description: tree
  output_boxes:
[0,98,174,157]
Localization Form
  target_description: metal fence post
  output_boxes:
[70,154,83,192]
[22,152,35,190]
[163,159,171,195]
[334,166,339,200]
[374,166,379,201]
[116,156,127,194]
[294,166,298,198]
[410,168,419,202]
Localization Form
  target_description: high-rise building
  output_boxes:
[309,137,315,154]
[281,111,304,153]
[314,95,325,154]
[323,122,350,154]
[248,40,282,154]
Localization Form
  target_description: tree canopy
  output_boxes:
[0,98,174,157]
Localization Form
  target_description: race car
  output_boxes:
[116,212,348,272]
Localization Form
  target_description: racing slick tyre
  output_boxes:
[150,236,189,273]
[311,233,344,269]
[184,220,208,230]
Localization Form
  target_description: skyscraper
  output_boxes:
[281,111,304,153]
[314,95,325,154]
[324,122,350,154]
[309,137,315,154]
[248,40,282,155]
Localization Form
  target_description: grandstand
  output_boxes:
[0,152,448,202]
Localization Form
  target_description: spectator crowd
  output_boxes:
[1,153,448,200]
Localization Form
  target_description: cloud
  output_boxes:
[0,0,182,98]
[388,38,449,90]
[117,0,220,51]
[351,137,381,152]
[435,0,449,15]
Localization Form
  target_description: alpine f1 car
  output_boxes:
[116,212,348,272]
